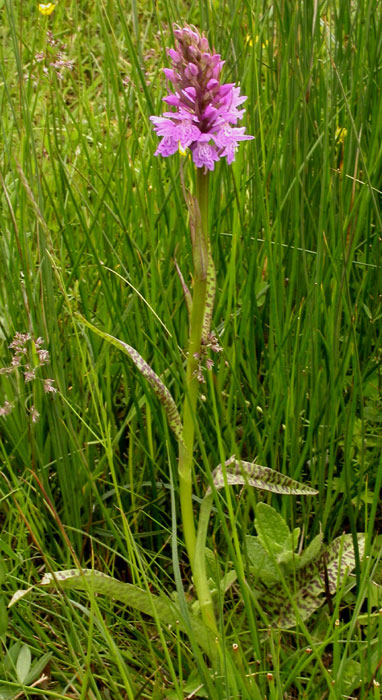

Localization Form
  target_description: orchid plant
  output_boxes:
[150,25,255,637]
[20,26,328,668]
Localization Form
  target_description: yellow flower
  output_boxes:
[38,3,56,15]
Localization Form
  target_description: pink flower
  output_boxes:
[191,136,220,170]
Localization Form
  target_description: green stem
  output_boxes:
[194,494,217,633]
[178,168,218,637]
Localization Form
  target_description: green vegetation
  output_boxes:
[0,0,381,697]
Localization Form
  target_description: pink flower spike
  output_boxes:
[150,25,253,168]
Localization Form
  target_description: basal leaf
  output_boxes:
[296,533,323,569]
[206,456,318,496]
[324,534,365,594]
[79,316,184,445]
[255,503,293,563]
[246,536,279,584]
[8,587,33,608]
[204,547,221,585]
[255,533,365,628]
[40,569,213,654]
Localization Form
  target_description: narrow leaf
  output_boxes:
[40,569,213,655]
[0,599,8,635]
[202,249,216,342]
[292,528,301,552]
[174,256,192,320]
[206,456,318,496]
[79,316,184,445]
[188,191,208,280]
[0,560,7,587]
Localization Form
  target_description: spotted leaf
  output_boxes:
[206,456,318,496]
[40,569,214,654]
[254,534,365,628]
[79,316,184,445]
[202,249,216,342]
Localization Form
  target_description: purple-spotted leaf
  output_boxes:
[79,316,184,445]
[206,456,318,496]
[202,249,216,342]
[255,533,364,628]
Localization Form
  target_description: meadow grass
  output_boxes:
[0,0,382,697]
